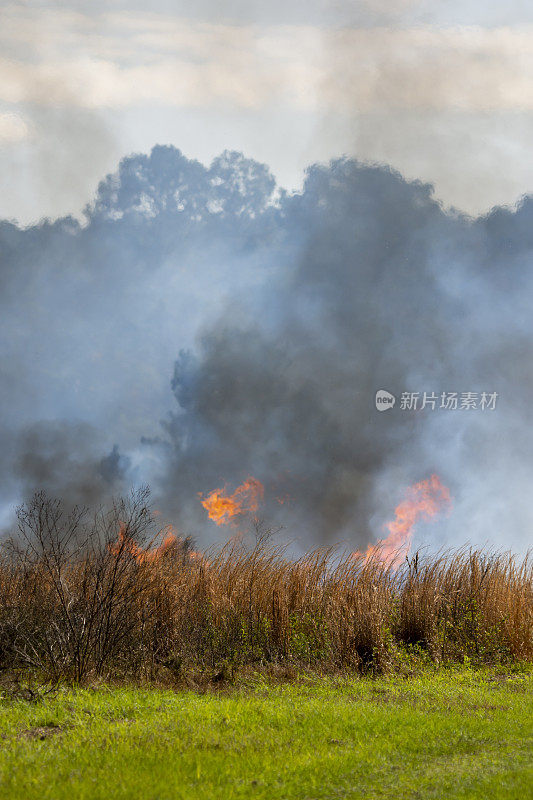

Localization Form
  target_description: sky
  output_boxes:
[2,0,533,221]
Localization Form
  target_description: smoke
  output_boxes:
[156,156,533,550]
[1,145,532,551]
[0,106,119,225]
[0,422,128,513]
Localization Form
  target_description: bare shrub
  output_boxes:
[0,488,163,681]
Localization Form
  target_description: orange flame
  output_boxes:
[111,522,145,561]
[200,477,264,526]
[111,522,198,564]
[364,474,451,568]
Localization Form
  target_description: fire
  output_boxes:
[111,522,194,564]
[111,522,145,561]
[156,527,180,559]
[200,477,264,526]
[364,474,452,568]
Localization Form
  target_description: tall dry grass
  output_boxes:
[0,491,531,683]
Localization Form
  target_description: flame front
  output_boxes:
[200,477,264,526]
[364,474,452,568]
[111,522,194,564]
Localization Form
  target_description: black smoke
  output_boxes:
[1,146,532,550]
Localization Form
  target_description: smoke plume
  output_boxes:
[1,146,532,551]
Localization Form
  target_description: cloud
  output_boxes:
[0,111,29,143]
[2,6,533,112]
[322,26,533,112]
[11,0,531,28]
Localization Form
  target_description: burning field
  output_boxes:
[0,479,530,686]
[3,5,533,798]
[199,472,452,568]
[0,483,531,800]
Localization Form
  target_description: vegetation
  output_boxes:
[0,490,531,685]
[0,491,531,797]
[0,667,532,799]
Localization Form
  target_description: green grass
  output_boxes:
[0,667,532,799]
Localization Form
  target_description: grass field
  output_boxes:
[0,666,532,800]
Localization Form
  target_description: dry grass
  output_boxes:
[0,491,531,684]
